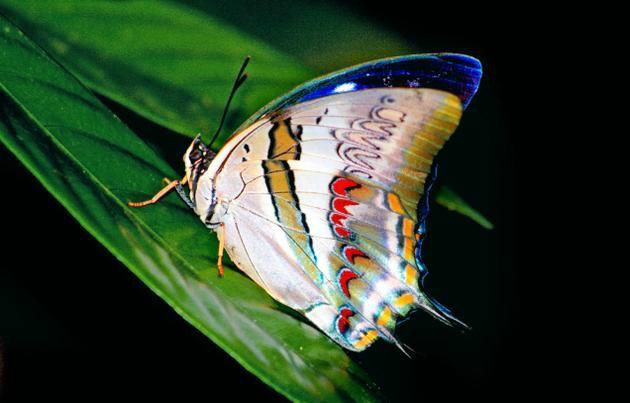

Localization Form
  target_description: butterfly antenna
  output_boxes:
[207,56,251,150]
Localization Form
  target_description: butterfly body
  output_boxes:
[138,54,482,352]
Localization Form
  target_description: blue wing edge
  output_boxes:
[240,53,482,130]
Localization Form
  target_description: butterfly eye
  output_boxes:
[189,149,202,162]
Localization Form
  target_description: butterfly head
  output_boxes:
[183,134,215,204]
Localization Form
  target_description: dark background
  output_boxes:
[1,1,541,400]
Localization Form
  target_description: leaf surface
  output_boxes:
[0,16,379,402]
[0,0,313,141]
[436,186,494,230]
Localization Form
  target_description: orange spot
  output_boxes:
[387,193,405,214]
[402,218,415,237]
[404,264,418,285]
[394,293,415,309]
[354,329,378,350]
[377,306,393,327]
[403,238,414,261]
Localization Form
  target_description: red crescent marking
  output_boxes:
[343,246,368,264]
[334,226,351,238]
[332,177,359,196]
[338,268,359,298]
[332,197,358,214]
[337,307,355,334]
[330,212,347,227]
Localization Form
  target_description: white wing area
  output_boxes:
[206,88,464,351]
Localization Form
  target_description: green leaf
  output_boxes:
[0,0,313,140]
[436,186,494,230]
[179,0,415,73]
[0,16,380,401]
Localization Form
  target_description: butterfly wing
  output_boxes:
[236,53,481,133]
[214,87,468,351]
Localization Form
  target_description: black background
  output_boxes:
[1,1,545,401]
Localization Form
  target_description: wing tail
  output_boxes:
[419,291,471,331]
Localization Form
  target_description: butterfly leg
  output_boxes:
[128,176,188,207]
[217,223,225,277]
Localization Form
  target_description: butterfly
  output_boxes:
[129,53,482,352]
